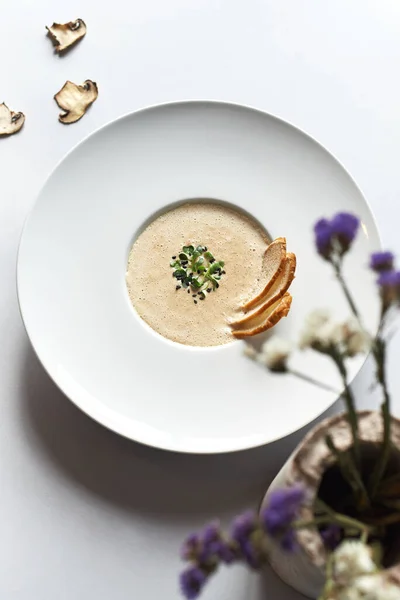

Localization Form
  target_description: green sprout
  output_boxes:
[170,245,226,302]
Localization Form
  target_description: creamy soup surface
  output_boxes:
[126,202,270,347]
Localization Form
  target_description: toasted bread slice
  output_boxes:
[232,292,292,339]
[241,237,287,311]
[232,252,296,328]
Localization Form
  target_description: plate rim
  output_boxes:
[16,100,381,454]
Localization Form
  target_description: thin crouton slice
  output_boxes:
[232,252,296,328]
[242,237,287,311]
[232,292,292,339]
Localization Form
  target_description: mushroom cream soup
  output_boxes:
[126,202,271,347]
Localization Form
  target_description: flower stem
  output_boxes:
[370,337,392,497]
[331,350,360,465]
[287,368,340,394]
[325,434,370,509]
[301,498,373,537]
[361,529,368,544]
[331,255,393,499]
[332,260,361,323]
[318,555,335,600]
[294,513,372,536]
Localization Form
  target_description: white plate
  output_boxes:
[17,101,380,454]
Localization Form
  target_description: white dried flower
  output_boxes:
[376,581,400,600]
[337,575,400,600]
[332,541,377,586]
[299,309,338,350]
[258,337,292,371]
[316,320,344,347]
[299,310,370,358]
[305,308,332,330]
[298,309,331,349]
[243,343,258,360]
[342,317,371,357]
[338,575,380,600]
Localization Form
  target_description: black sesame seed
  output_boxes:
[216,283,219,288]
[199,296,204,300]
[172,256,176,259]
[207,288,212,293]
[187,289,190,294]
[204,247,207,251]
[192,294,197,297]
[222,270,226,274]
[176,285,181,290]
[194,300,198,304]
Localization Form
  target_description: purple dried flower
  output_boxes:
[377,270,400,309]
[202,522,220,547]
[320,525,341,551]
[180,566,207,600]
[314,218,333,258]
[211,540,237,564]
[261,485,305,550]
[377,270,400,288]
[181,533,200,561]
[330,213,359,249]
[262,508,285,534]
[314,212,359,258]
[370,251,394,273]
[198,539,237,565]
[196,522,224,564]
[231,510,257,543]
[230,511,266,569]
[267,485,305,514]
[179,511,264,597]
[198,543,219,565]
[240,538,261,569]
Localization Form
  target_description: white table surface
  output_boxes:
[2,0,400,598]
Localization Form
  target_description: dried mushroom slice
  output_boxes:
[54,80,98,124]
[0,103,25,136]
[46,19,87,53]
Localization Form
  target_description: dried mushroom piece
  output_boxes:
[46,19,87,53]
[0,103,25,136]
[54,80,98,124]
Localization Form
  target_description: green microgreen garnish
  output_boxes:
[171,244,226,302]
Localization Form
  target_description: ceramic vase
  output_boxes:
[260,411,400,598]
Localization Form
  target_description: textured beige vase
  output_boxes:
[260,411,400,598]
